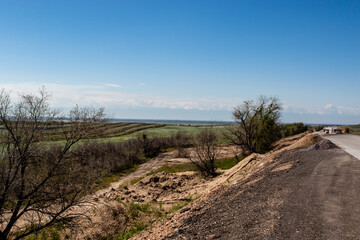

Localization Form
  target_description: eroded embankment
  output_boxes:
[130,133,326,240]
[154,137,358,240]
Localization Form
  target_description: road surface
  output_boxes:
[322,133,360,160]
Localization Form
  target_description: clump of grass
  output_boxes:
[123,164,141,174]
[117,198,126,206]
[130,176,145,185]
[111,201,166,240]
[160,147,177,153]
[215,156,244,170]
[147,162,198,176]
[129,202,151,218]
[171,202,189,213]
[118,176,145,189]
[170,195,197,213]
[94,164,140,191]
[21,222,65,240]
[114,221,149,240]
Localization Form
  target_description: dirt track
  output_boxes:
[156,141,360,239]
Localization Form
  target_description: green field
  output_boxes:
[0,122,225,142]
[95,123,227,142]
[0,121,228,144]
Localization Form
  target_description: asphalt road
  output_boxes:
[322,134,360,160]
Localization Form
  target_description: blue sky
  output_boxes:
[0,0,360,124]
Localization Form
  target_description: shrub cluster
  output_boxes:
[69,132,194,186]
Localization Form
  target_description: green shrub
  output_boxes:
[281,122,308,138]
[225,96,282,155]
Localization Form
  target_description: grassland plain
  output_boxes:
[23,121,227,144]
[1,122,225,147]
[95,124,227,143]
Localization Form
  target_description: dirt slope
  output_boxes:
[138,138,360,240]
[131,133,335,240]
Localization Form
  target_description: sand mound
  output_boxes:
[281,134,323,151]
[307,139,338,150]
[219,153,264,184]
[273,133,307,151]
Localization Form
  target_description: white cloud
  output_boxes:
[105,83,121,88]
[0,82,238,111]
[3,82,359,118]
[283,104,360,116]
[324,104,334,110]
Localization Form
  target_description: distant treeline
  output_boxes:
[280,122,308,138]
[111,118,233,125]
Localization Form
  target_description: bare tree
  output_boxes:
[224,96,282,155]
[0,88,106,239]
[173,131,193,158]
[186,128,220,177]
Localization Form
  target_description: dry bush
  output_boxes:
[69,132,194,188]
[135,134,161,158]
[173,131,193,157]
[186,128,220,177]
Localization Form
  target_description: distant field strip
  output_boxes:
[0,122,227,143]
